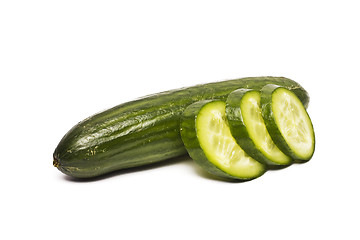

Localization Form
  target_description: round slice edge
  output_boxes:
[261,84,315,161]
[180,100,266,181]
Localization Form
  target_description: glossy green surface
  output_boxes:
[261,84,315,162]
[226,89,292,166]
[53,77,309,178]
[180,100,265,181]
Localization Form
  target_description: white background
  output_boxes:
[1,0,359,239]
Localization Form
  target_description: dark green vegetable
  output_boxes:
[53,77,309,178]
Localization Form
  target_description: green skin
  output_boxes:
[260,84,315,162]
[226,89,293,166]
[180,100,266,181]
[53,77,309,178]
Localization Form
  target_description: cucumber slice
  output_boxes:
[261,85,315,161]
[226,89,292,166]
[180,100,266,181]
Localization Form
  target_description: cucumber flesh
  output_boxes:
[181,100,265,180]
[261,85,315,161]
[227,89,292,165]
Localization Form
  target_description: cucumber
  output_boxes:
[53,77,309,178]
[226,89,292,166]
[180,100,266,180]
[261,84,315,162]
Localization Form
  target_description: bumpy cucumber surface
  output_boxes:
[261,84,315,162]
[53,77,309,178]
[226,89,292,166]
[180,100,266,180]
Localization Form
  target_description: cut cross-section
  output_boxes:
[180,100,266,180]
[261,85,315,161]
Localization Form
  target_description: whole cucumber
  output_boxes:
[53,77,309,178]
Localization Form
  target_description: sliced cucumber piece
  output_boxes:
[261,85,315,161]
[226,89,292,166]
[180,100,266,181]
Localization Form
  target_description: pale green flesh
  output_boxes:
[241,91,291,164]
[272,89,314,159]
[196,101,264,178]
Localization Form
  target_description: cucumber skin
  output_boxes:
[180,100,266,181]
[226,89,293,166]
[260,84,315,162]
[53,77,309,178]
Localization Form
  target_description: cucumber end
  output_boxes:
[53,155,60,168]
